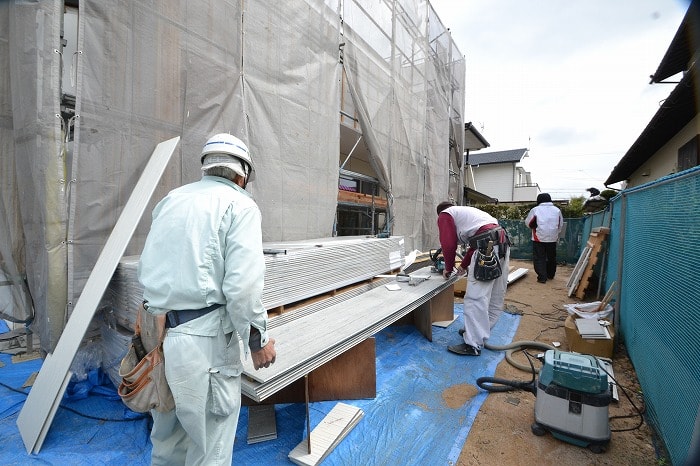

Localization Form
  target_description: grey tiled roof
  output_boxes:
[468,148,528,165]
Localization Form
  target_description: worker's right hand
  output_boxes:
[252,338,276,370]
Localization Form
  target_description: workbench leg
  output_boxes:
[305,374,311,454]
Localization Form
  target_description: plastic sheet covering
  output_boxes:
[0,352,152,465]
[0,0,464,357]
[342,0,464,253]
[0,1,66,347]
[0,307,520,464]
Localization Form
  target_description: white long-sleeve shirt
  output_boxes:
[524,202,563,243]
[138,175,269,353]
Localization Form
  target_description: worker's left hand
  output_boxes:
[252,338,277,370]
[457,266,465,276]
[442,269,451,280]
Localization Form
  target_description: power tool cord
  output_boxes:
[593,358,646,432]
[0,379,148,422]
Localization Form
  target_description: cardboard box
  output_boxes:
[564,315,615,359]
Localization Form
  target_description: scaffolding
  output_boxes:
[0,0,465,352]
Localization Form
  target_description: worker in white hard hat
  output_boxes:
[138,132,276,465]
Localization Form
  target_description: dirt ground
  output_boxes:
[455,259,665,466]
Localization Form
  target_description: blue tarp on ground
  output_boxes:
[0,306,520,465]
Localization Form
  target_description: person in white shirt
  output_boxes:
[437,202,510,356]
[138,133,276,465]
[524,193,564,283]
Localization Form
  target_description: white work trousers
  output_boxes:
[461,245,510,349]
[150,324,242,466]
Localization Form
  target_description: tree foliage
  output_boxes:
[472,196,586,220]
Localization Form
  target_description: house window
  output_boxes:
[678,135,700,171]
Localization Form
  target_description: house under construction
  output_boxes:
[0,0,465,353]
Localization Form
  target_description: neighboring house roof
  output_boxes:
[468,148,528,165]
[605,1,699,185]
[649,0,700,83]
[463,187,498,204]
[464,122,490,151]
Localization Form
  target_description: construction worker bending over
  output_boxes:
[436,202,510,356]
[138,133,277,465]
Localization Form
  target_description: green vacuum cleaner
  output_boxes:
[477,348,612,453]
[531,350,612,453]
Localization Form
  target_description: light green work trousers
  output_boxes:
[150,318,242,466]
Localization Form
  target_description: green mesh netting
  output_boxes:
[500,218,585,265]
[607,167,700,465]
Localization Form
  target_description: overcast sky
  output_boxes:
[429,0,690,198]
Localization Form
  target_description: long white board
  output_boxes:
[17,137,180,453]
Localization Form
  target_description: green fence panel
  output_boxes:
[500,218,585,265]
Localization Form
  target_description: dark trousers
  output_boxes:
[532,241,557,281]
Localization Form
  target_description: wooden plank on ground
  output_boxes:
[575,228,610,299]
[288,402,364,466]
[567,247,592,296]
[17,137,180,453]
[507,268,528,284]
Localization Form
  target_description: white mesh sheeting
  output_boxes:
[1,0,463,353]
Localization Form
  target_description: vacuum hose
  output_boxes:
[484,340,556,373]
[476,376,536,394]
[475,340,557,394]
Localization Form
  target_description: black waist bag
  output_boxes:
[473,240,502,281]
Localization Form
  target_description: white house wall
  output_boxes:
[471,164,516,202]
[627,114,700,187]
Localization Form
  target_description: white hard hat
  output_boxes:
[200,133,255,182]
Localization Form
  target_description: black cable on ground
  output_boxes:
[593,357,646,432]
[0,379,148,422]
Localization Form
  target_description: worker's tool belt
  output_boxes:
[468,227,510,259]
[165,303,223,328]
[473,240,503,281]
[468,227,503,249]
[119,306,174,413]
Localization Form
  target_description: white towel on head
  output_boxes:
[201,154,246,178]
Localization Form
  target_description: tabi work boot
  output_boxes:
[447,343,481,356]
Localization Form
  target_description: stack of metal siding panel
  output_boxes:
[100,255,143,331]
[241,267,458,402]
[261,236,405,310]
[98,237,407,381]
[100,236,406,330]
